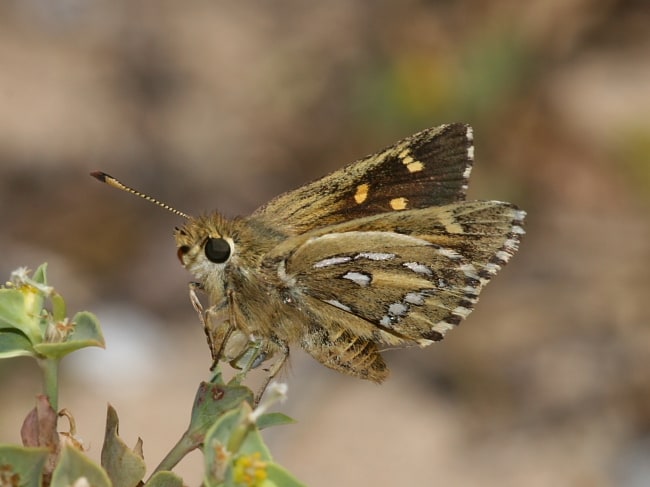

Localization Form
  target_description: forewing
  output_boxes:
[252,123,474,233]
[271,201,525,346]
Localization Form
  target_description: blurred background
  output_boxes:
[1,0,649,485]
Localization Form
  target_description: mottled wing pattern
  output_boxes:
[274,202,525,351]
[252,123,474,233]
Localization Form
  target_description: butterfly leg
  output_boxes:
[189,285,288,405]
[253,339,289,406]
[188,282,235,371]
[188,282,216,367]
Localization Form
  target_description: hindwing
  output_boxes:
[266,201,525,348]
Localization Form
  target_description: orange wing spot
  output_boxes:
[405,161,424,172]
[399,150,424,173]
[354,184,369,204]
[389,197,408,210]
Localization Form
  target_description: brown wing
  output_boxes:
[252,123,474,234]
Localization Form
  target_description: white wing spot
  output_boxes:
[313,256,351,268]
[404,292,426,305]
[503,237,520,251]
[466,125,474,142]
[356,252,395,261]
[452,306,472,318]
[437,248,462,260]
[484,262,501,275]
[403,262,432,275]
[342,271,371,287]
[389,302,409,317]
[460,263,479,280]
[434,321,456,334]
[463,285,480,296]
[463,163,472,179]
[464,126,474,176]
[467,145,475,161]
[324,299,352,313]
[495,250,511,262]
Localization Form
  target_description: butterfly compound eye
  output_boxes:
[204,237,231,263]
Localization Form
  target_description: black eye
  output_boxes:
[204,237,231,263]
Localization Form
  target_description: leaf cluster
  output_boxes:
[0,265,305,487]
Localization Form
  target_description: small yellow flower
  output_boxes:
[233,452,268,486]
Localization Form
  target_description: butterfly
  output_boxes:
[92,123,525,396]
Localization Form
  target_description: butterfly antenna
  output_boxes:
[90,171,190,219]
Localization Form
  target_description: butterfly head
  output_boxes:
[175,213,236,290]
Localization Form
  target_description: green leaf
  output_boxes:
[32,263,48,285]
[34,311,105,359]
[203,401,306,487]
[256,412,296,430]
[188,380,253,445]
[203,408,240,487]
[0,329,35,358]
[101,405,146,487]
[144,471,185,487]
[205,428,307,487]
[51,445,112,487]
[51,291,67,322]
[236,422,272,460]
[265,462,308,487]
[152,380,253,474]
[203,405,270,486]
[0,444,49,487]
[0,288,43,344]
[69,311,105,345]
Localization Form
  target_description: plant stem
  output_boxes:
[150,433,197,478]
[38,357,60,411]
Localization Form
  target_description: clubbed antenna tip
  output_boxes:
[90,170,109,183]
